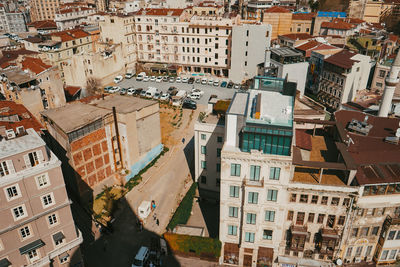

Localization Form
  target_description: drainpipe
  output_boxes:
[238,179,246,247]
[334,195,355,260]
[112,106,124,170]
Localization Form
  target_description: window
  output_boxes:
[321,196,328,205]
[230,164,241,176]
[12,205,26,220]
[355,246,363,257]
[217,148,221,157]
[346,247,353,257]
[331,197,340,206]
[269,167,280,180]
[351,228,359,237]
[20,226,31,239]
[5,184,20,200]
[250,165,260,181]
[42,193,54,207]
[308,213,315,223]
[296,212,305,225]
[327,215,336,228]
[299,194,308,203]
[0,160,14,177]
[311,195,318,204]
[36,173,50,188]
[389,250,397,260]
[265,210,275,222]
[388,230,396,240]
[381,250,389,260]
[287,210,294,220]
[201,146,206,154]
[228,225,237,236]
[379,70,386,78]
[201,176,206,184]
[317,214,325,224]
[290,194,297,202]
[371,226,379,236]
[342,198,350,206]
[229,207,238,218]
[365,246,373,257]
[338,216,345,225]
[201,161,206,169]
[48,213,58,225]
[246,213,256,224]
[230,186,239,198]
[201,134,206,140]
[263,230,273,240]
[245,232,255,243]
[28,249,40,262]
[267,189,278,202]
[248,192,258,204]
[396,231,400,240]
[25,151,41,167]
[359,227,369,237]
[376,82,383,88]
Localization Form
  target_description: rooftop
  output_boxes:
[136,8,185,16]
[227,92,249,116]
[27,20,57,30]
[279,33,313,41]
[48,28,90,42]
[89,94,157,114]
[1,67,36,85]
[20,56,52,75]
[0,101,43,133]
[0,128,45,159]
[264,6,290,13]
[292,12,316,20]
[0,49,38,68]
[324,49,359,69]
[321,19,355,30]
[271,47,303,57]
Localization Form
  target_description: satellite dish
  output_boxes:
[336,258,343,266]
[396,128,400,138]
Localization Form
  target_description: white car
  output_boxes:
[150,76,156,82]
[114,75,123,83]
[109,86,120,93]
[156,76,163,83]
[208,79,214,85]
[143,76,150,82]
[182,77,188,83]
[213,79,220,86]
[160,92,170,101]
[201,78,207,85]
[176,77,182,83]
[191,88,204,95]
[127,88,135,95]
[234,84,240,89]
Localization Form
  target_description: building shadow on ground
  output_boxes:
[183,136,195,180]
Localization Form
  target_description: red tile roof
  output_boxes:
[388,34,399,42]
[0,49,38,69]
[324,49,359,69]
[297,41,340,57]
[296,40,321,51]
[48,28,89,42]
[343,18,364,24]
[0,101,43,133]
[296,129,312,151]
[136,8,185,16]
[279,33,313,40]
[292,12,316,20]
[27,20,57,30]
[64,86,81,96]
[321,19,355,30]
[21,57,52,75]
[265,6,290,13]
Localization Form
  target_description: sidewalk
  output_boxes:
[186,193,209,237]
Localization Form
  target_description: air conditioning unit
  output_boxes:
[5,129,16,139]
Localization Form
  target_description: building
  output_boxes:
[244,0,297,21]
[265,47,309,96]
[319,19,357,37]
[290,13,315,34]
[27,20,58,34]
[295,40,341,59]
[55,4,96,30]
[41,95,162,197]
[0,4,27,33]
[262,6,292,40]
[277,33,313,48]
[317,50,372,110]
[311,11,347,36]
[30,0,60,22]
[0,120,83,266]
[346,34,383,60]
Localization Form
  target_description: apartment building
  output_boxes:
[0,126,83,266]
[27,20,58,34]
[0,5,27,33]
[317,50,371,110]
[41,95,162,197]
[290,13,315,34]
[30,0,60,22]
[55,4,96,30]
[262,6,292,40]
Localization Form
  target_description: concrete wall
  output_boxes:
[263,12,292,40]
[279,61,309,96]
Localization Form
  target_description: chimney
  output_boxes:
[378,52,400,117]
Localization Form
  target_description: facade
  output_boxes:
[319,19,356,37]
[290,13,315,34]
[27,20,58,34]
[277,33,313,47]
[0,127,83,266]
[0,5,27,33]
[55,5,96,30]
[30,0,60,22]
[262,6,292,40]
[41,95,162,196]
[317,50,371,110]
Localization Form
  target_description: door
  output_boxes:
[243,254,253,267]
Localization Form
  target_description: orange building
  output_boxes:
[262,6,292,40]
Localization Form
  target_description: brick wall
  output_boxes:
[70,128,113,193]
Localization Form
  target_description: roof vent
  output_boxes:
[5,129,16,139]
[347,119,373,135]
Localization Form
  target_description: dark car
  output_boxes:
[120,88,127,95]
[220,81,227,88]
[168,86,177,93]
[188,77,195,84]
[182,99,197,110]
[227,81,233,88]
[134,88,143,95]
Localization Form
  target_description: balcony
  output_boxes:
[243,177,264,187]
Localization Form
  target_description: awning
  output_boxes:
[0,258,11,267]
[53,232,65,243]
[19,239,45,255]
[278,256,331,267]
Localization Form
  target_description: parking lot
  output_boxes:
[115,77,236,105]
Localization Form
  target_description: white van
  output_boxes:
[172,90,187,106]
[145,87,158,98]
[132,246,150,267]
[136,72,146,81]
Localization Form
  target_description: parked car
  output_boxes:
[191,88,204,95]
[150,76,156,82]
[134,88,143,96]
[160,92,170,101]
[227,81,233,88]
[195,78,201,83]
[132,246,150,267]
[220,81,227,87]
[208,79,214,85]
[168,86,177,93]
[162,76,169,82]
[109,86,120,93]
[140,89,147,97]
[201,78,207,85]
[190,92,202,100]
[127,88,135,95]
[153,91,161,99]
[213,79,220,86]
[234,84,240,89]
[146,87,158,98]
[169,77,175,83]
[125,69,134,79]
[114,75,123,83]
[136,72,146,81]
[176,77,182,83]
[182,77,188,83]
[120,88,127,95]
[143,76,150,82]
[156,76,163,83]
[182,99,197,110]
[104,86,113,92]
[188,77,194,84]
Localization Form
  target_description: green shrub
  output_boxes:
[167,183,197,230]
[164,233,221,258]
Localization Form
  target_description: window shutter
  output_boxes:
[6,160,15,174]
[37,150,44,163]
[23,154,31,168]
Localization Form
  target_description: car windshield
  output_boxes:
[133,259,143,266]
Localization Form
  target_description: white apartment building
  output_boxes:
[55,6,96,30]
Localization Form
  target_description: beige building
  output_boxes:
[0,126,83,266]
[30,0,60,22]
[262,6,292,40]
[290,13,315,34]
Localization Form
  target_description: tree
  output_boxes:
[86,77,102,96]
[308,0,320,12]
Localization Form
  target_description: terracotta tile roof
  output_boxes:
[265,6,290,13]
[136,8,185,16]
[292,12,316,20]
[64,86,81,96]
[296,129,312,151]
[21,57,52,75]
[343,18,364,24]
[48,28,89,42]
[388,34,399,42]
[0,101,43,133]
[27,20,57,30]
[23,36,43,43]
[321,19,355,30]
[296,41,338,57]
[295,40,321,51]
[279,33,313,40]
[0,49,38,69]
[368,22,384,30]
[324,49,359,69]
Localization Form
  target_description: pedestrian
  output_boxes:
[152,200,156,210]
[156,219,159,226]
[182,137,185,144]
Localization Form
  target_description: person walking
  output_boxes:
[156,219,159,226]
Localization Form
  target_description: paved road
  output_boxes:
[116,78,236,105]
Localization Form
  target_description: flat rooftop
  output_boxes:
[227,92,249,116]
[292,166,346,186]
[246,89,293,127]
[271,47,303,57]
[2,67,35,85]
[41,102,111,133]
[0,128,45,159]
[90,94,156,114]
